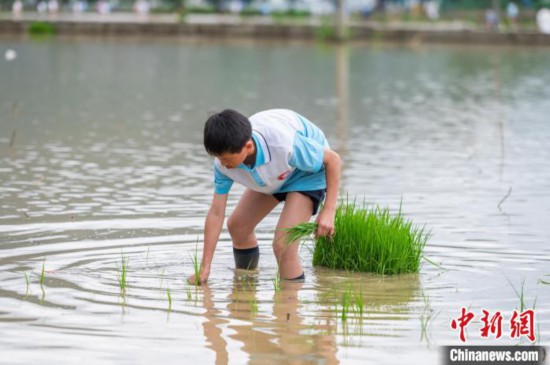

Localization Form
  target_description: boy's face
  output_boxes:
[217,140,254,169]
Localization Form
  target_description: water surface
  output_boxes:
[1,37,549,364]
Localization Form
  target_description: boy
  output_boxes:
[188,109,340,284]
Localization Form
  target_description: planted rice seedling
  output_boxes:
[250,298,258,316]
[506,277,538,314]
[160,268,166,290]
[40,259,45,288]
[419,293,439,346]
[185,284,192,301]
[116,253,129,291]
[167,287,172,312]
[286,201,428,275]
[272,271,281,293]
[24,272,31,297]
[190,241,201,286]
[353,286,365,318]
[341,288,352,322]
[39,259,46,301]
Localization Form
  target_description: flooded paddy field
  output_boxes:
[1,37,549,364]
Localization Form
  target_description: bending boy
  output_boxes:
[189,109,341,284]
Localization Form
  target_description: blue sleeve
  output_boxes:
[214,165,233,195]
[289,133,325,173]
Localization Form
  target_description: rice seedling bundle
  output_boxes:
[286,201,428,275]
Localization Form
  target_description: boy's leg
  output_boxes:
[227,188,280,269]
[273,192,313,280]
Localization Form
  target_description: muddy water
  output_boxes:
[1,37,549,364]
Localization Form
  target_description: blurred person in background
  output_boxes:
[133,0,151,18]
[485,8,499,31]
[12,0,23,19]
[423,0,439,20]
[506,1,519,28]
[537,7,550,34]
[97,0,111,14]
[37,0,48,14]
[47,0,59,15]
[72,0,87,14]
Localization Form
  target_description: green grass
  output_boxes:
[28,22,56,36]
[286,201,428,275]
[116,253,129,291]
[315,17,336,42]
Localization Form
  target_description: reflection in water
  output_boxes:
[201,269,421,363]
[312,268,421,324]
[202,272,338,364]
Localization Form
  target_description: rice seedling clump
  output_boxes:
[287,201,428,275]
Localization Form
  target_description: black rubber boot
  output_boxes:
[233,246,260,270]
[286,272,305,281]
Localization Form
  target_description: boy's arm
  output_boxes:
[188,193,228,285]
[316,148,341,237]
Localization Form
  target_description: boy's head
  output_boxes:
[204,109,254,169]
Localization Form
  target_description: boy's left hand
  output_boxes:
[315,207,335,238]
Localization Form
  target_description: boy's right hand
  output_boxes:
[187,268,210,286]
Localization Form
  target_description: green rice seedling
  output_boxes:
[286,200,428,275]
[160,268,166,291]
[167,287,172,312]
[353,286,365,318]
[40,259,45,288]
[116,253,129,291]
[341,287,352,322]
[24,272,31,297]
[285,222,318,244]
[185,283,192,301]
[250,298,258,316]
[538,275,550,285]
[39,259,46,299]
[420,293,437,346]
[272,271,281,293]
[189,241,201,286]
[506,278,540,344]
[506,277,527,312]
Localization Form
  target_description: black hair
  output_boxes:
[203,109,252,155]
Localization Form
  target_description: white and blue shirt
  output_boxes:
[213,109,329,195]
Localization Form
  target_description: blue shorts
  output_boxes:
[272,189,326,216]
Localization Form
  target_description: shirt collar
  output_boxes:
[238,130,271,169]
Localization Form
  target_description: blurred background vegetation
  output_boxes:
[1,0,550,27]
